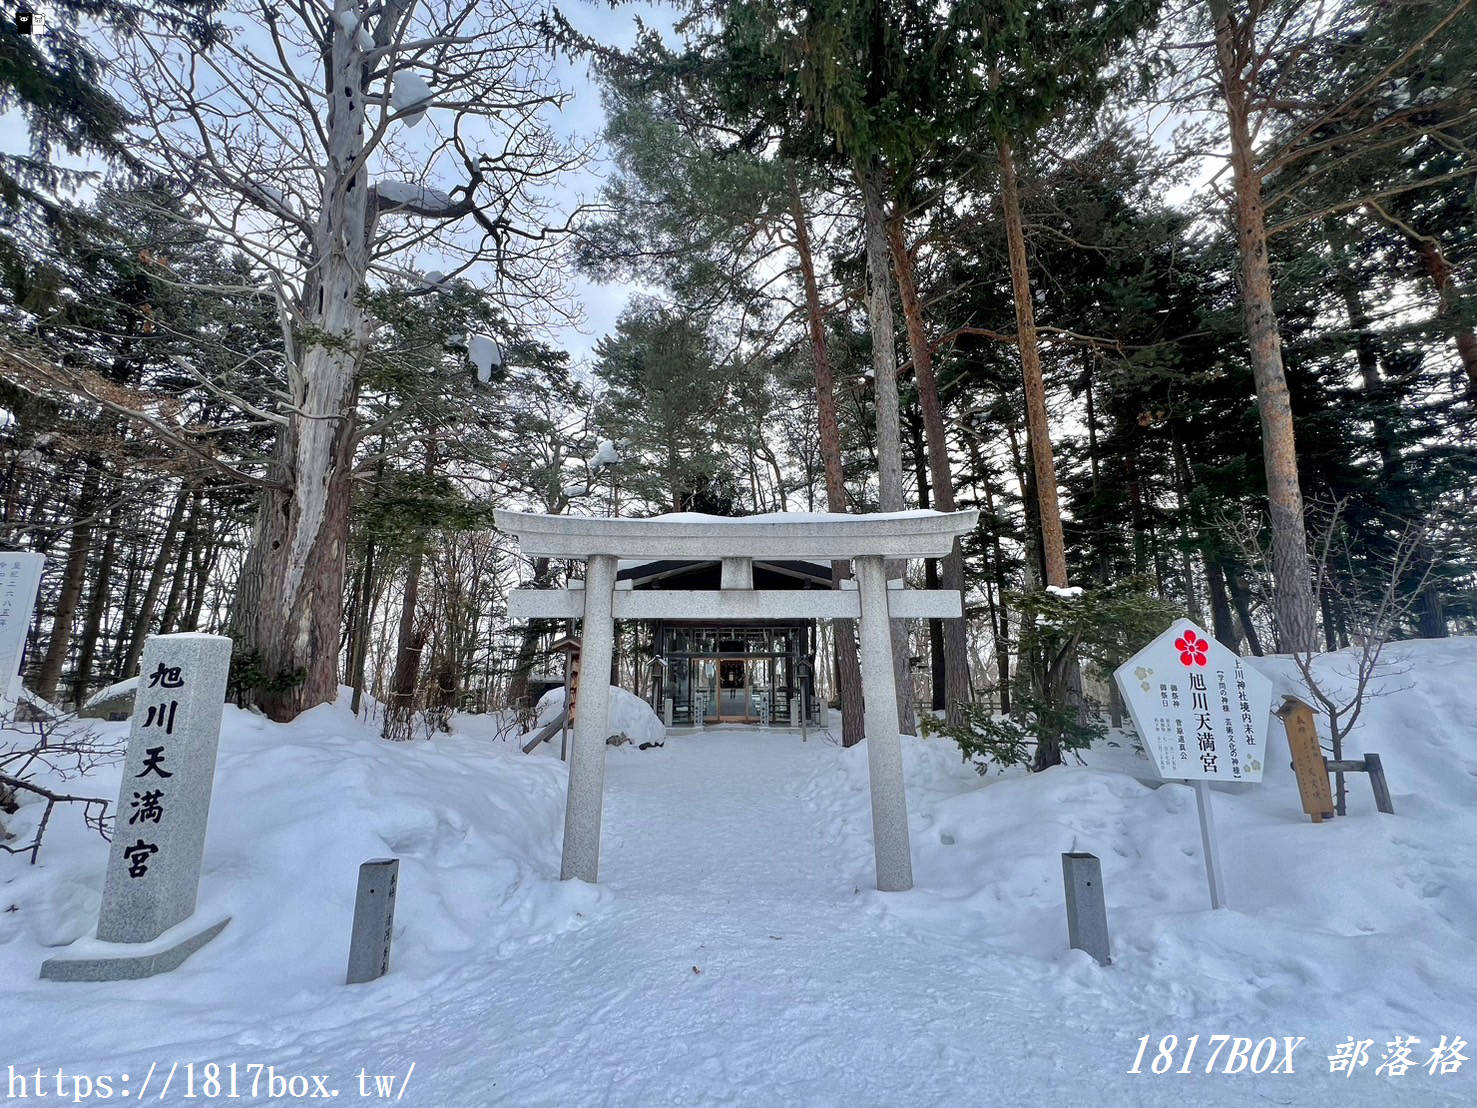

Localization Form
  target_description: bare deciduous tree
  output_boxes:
[1293,498,1428,815]
[115,0,583,719]
[1220,495,1431,815]
[1,709,119,864]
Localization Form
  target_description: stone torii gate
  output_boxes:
[496,509,978,892]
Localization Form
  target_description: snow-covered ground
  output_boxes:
[3,641,1475,1105]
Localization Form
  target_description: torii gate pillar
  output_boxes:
[496,509,978,891]
[561,554,616,882]
[853,555,912,890]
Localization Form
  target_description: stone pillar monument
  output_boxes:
[42,633,233,981]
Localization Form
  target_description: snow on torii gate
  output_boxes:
[496,509,978,893]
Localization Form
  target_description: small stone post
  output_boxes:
[1062,852,1111,965]
[42,633,233,981]
[346,859,399,985]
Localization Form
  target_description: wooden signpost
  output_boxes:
[553,635,581,763]
[1276,695,1395,820]
[1277,697,1335,822]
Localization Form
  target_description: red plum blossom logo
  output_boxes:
[1175,630,1209,667]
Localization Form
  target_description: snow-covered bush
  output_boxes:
[531,685,664,747]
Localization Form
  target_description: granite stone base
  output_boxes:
[40,915,229,982]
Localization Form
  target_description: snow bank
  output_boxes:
[532,684,665,747]
[802,637,1477,1045]
[2,694,601,1057]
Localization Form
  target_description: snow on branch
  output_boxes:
[373,179,476,219]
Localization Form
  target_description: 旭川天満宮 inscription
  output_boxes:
[1114,619,1274,783]
[42,633,234,981]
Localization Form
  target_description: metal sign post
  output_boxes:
[1190,780,1227,910]
[549,636,582,764]
[1115,618,1276,912]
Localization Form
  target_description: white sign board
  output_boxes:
[1114,618,1273,783]
[0,552,45,700]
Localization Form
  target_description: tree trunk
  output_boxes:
[242,10,376,721]
[1417,573,1447,639]
[119,485,191,681]
[505,557,553,712]
[347,537,377,716]
[383,544,426,740]
[908,411,947,711]
[996,125,1087,771]
[968,435,1012,715]
[1210,0,1317,653]
[1169,433,1203,623]
[157,486,202,635]
[383,440,436,738]
[1205,556,1239,649]
[856,158,917,735]
[179,514,212,632]
[886,207,971,725]
[33,464,102,702]
[790,181,866,747]
[1413,238,1477,403]
[71,502,120,707]
[1006,423,1043,592]
[1084,356,1111,585]
[997,135,1069,588]
[1226,565,1264,656]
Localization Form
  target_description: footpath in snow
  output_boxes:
[3,642,1476,1105]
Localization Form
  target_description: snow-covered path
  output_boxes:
[10,721,1471,1106]
[385,730,1089,1105]
[471,731,1023,1105]
[317,731,1466,1107]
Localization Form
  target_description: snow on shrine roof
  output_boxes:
[82,677,138,709]
[494,508,978,560]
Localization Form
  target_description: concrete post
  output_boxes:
[1061,852,1111,965]
[346,858,398,985]
[561,554,617,883]
[852,555,914,892]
